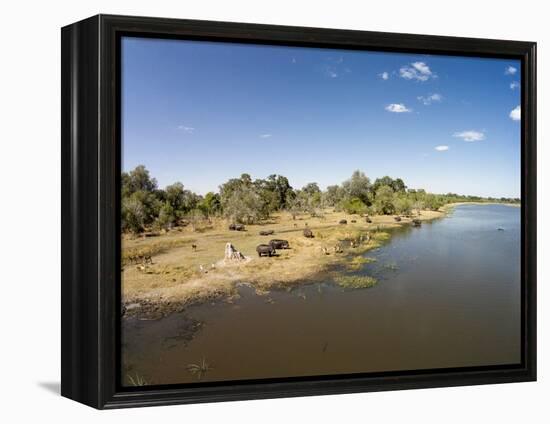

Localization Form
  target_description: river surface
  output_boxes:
[122,204,521,386]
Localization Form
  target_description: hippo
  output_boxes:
[259,230,274,236]
[269,239,290,249]
[394,216,402,222]
[303,228,314,238]
[412,219,422,227]
[256,244,276,257]
[339,219,347,225]
[229,223,245,231]
[351,219,357,223]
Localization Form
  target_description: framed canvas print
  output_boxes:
[61,14,536,409]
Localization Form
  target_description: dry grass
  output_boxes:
[121,208,444,311]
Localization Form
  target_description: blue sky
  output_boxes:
[122,37,521,198]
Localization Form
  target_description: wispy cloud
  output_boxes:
[505,66,518,75]
[177,125,195,133]
[510,81,520,90]
[322,56,348,79]
[435,145,449,151]
[260,134,272,138]
[385,103,412,113]
[399,62,435,81]
[379,71,389,80]
[509,105,521,121]
[417,93,443,105]
[453,130,485,142]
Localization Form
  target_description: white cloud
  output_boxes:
[260,134,272,138]
[453,130,485,142]
[435,145,449,151]
[510,81,520,90]
[385,103,412,113]
[379,71,389,80]
[417,93,443,105]
[399,61,435,81]
[509,105,521,121]
[505,66,518,75]
[177,125,195,133]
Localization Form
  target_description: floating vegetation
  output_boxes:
[346,256,377,270]
[334,275,378,289]
[127,373,148,386]
[383,261,399,271]
[186,358,213,380]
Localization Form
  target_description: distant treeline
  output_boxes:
[122,165,520,234]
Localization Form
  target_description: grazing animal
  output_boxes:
[211,263,216,269]
[350,240,358,248]
[394,216,402,222]
[259,230,274,236]
[351,219,356,223]
[303,228,314,238]
[269,239,290,249]
[293,223,298,228]
[305,222,308,227]
[366,216,372,223]
[229,223,245,231]
[339,219,347,225]
[256,244,276,257]
[333,244,343,253]
[322,247,329,255]
[192,244,197,251]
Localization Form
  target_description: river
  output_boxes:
[122,204,521,386]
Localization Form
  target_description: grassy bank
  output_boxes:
[122,208,444,317]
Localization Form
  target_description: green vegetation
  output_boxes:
[121,165,520,234]
[346,256,377,271]
[334,275,378,289]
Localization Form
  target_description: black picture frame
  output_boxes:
[61,14,537,409]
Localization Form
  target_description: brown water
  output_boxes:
[121,204,521,386]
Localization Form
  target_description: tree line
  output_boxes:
[122,165,519,234]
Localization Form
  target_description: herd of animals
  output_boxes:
[128,214,423,272]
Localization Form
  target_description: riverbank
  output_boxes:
[442,201,520,212]
[122,208,446,318]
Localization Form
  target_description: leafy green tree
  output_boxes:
[341,170,372,205]
[198,192,221,217]
[156,201,176,230]
[122,195,146,234]
[393,195,412,215]
[373,185,395,215]
[323,185,344,207]
[341,197,368,215]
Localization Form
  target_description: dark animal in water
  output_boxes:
[366,216,372,223]
[303,228,314,238]
[229,223,245,231]
[269,239,290,249]
[351,219,356,223]
[394,216,402,222]
[339,219,347,225]
[259,230,274,236]
[191,244,197,251]
[412,219,421,227]
[497,227,505,231]
[256,244,276,257]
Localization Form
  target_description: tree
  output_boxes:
[122,165,158,197]
[156,201,176,230]
[373,185,395,215]
[222,185,266,224]
[372,176,407,194]
[341,170,372,205]
[198,192,221,217]
[341,197,368,215]
[323,185,344,207]
[392,195,412,215]
[122,195,146,234]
